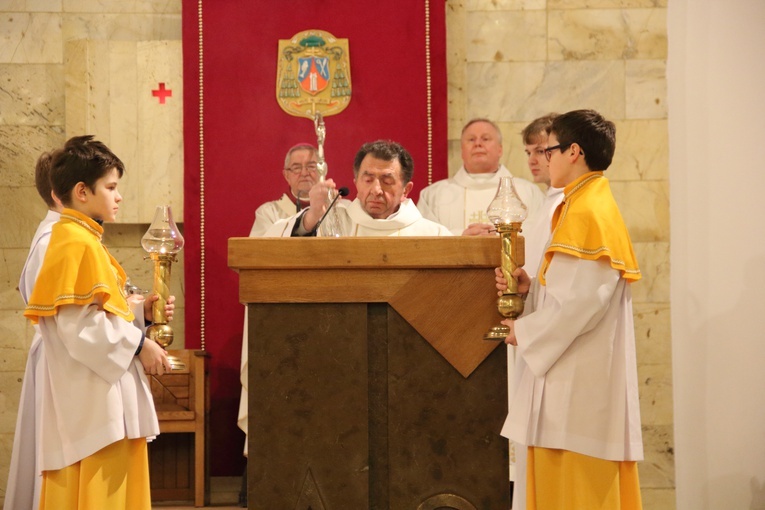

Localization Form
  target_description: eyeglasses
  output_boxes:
[544,143,569,162]
[285,163,318,174]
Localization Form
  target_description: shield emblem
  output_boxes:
[297,56,330,95]
[276,30,352,118]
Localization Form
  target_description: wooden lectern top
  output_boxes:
[228,236,503,378]
[228,236,498,269]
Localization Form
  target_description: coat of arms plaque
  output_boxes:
[276,30,352,119]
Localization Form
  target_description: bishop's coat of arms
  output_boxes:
[276,30,352,119]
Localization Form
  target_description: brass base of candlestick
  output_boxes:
[484,293,525,341]
[147,323,186,371]
[164,355,186,371]
[484,324,511,341]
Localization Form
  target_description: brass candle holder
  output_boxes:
[484,177,528,341]
[142,205,185,369]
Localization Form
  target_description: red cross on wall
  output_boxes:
[152,83,172,104]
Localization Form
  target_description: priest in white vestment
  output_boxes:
[417,118,545,236]
[238,140,451,458]
[274,139,451,237]
[248,143,319,237]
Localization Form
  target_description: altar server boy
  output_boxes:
[22,135,172,510]
[497,110,643,510]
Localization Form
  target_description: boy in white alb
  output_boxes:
[20,136,173,510]
[4,151,62,510]
[497,110,643,510]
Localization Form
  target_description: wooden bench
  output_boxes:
[148,349,209,507]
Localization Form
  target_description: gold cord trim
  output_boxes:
[60,213,102,240]
[198,0,206,350]
[425,0,433,185]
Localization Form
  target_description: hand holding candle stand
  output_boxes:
[484,177,528,341]
[141,204,185,369]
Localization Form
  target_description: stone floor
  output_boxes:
[152,476,243,509]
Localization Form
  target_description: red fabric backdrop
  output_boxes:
[182,0,448,475]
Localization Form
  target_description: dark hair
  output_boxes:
[34,151,57,208]
[50,135,125,206]
[549,109,615,171]
[353,140,414,184]
[521,113,558,145]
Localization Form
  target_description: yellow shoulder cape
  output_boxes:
[539,172,641,285]
[24,209,134,324]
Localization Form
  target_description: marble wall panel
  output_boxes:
[641,488,677,510]
[61,39,88,134]
[101,223,150,247]
[638,362,674,426]
[467,61,545,120]
[0,432,11,500]
[631,241,670,303]
[0,12,62,63]
[63,0,180,14]
[108,42,141,222]
[611,119,668,181]
[0,1,62,11]
[640,424,675,488]
[0,371,24,434]
[466,0,545,10]
[446,1,467,139]
[549,0,668,9]
[549,9,667,60]
[445,138,463,179]
[0,187,47,248]
[0,64,65,125]
[634,302,672,365]
[467,60,626,122]
[64,40,111,142]
[0,125,66,186]
[61,13,181,42]
[135,41,184,220]
[626,59,667,119]
[0,309,29,372]
[446,114,467,153]
[0,249,32,310]
[466,11,547,62]
[611,180,669,242]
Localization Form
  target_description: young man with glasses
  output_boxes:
[248,143,320,237]
[497,109,644,510]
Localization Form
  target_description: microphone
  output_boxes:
[310,186,349,235]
